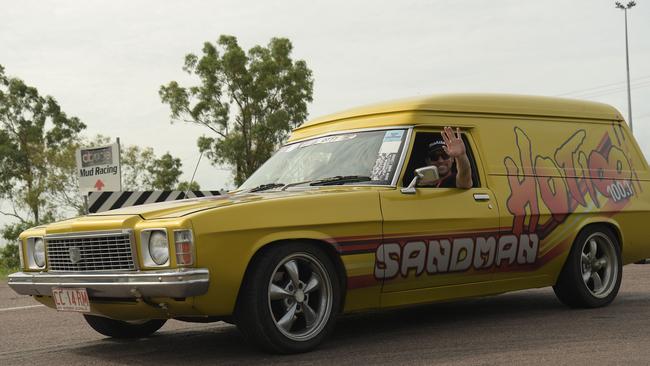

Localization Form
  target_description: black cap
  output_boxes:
[428,139,446,152]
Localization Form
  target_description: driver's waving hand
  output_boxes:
[420,127,473,189]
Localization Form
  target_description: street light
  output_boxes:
[615,1,636,133]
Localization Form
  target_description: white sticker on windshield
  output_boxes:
[283,133,358,153]
[383,130,404,142]
[370,130,405,181]
[301,134,357,148]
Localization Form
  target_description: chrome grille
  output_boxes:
[45,231,136,271]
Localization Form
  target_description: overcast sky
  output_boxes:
[1,0,649,243]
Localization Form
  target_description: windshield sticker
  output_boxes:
[383,130,404,142]
[295,134,358,149]
[370,130,405,181]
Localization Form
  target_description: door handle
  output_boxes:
[473,193,490,201]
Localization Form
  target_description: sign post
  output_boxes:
[76,142,122,198]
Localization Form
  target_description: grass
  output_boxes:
[0,265,18,280]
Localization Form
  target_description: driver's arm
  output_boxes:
[454,153,473,189]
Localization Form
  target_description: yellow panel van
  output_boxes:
[9,94,650,353]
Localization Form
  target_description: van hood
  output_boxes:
[88,188,382,220]
[88,192,270,220]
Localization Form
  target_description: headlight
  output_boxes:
[148,231,169,265]
[26,237,46,269]
[33,238,45,268]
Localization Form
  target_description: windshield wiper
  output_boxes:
[309,175,373,186]
[247,176,373,192]
[248,183,285,192]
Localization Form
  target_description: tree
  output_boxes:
[0,65,85,268]
[47,137,89,216]
[177,181,201,191]
[121,145,156,190]
[149,153,183,190]
[160,35,314,186]
[0,243,19,269]
[0,222,30,269]
[0,65,86,227]
[120,145,184,191]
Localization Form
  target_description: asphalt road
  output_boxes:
[2,265,650,366]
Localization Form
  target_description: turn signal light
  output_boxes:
[174,230,194,266]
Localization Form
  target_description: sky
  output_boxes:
[1,0,649,245]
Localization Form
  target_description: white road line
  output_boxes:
[0,304,45,312]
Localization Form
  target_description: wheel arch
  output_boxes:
[574,218,623,251]
[554,218,623,284]
[235,238,348,315]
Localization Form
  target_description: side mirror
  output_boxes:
[401,166,439,194]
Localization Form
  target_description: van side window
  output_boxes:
[402,131,480,188]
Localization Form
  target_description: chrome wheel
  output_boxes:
[580,232,618,299]
[267,253,333,342]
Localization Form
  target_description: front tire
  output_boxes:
[553,225,622,308]
[235,243,342,354]
[83,315,167,338]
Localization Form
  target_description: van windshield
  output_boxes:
[238,129,408,191]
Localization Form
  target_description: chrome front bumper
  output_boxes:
[7,268,210,299]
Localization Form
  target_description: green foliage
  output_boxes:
[0,243,19,270]
[120,144,184,191]
[177,181,201,191]
[0,64,85,226]
[0,264,18,279]
[2,222,33,243]
[121,145,156,190]
[150,153,183,190]
[47,138,88,215]
[0,221,31,271]
[160,35,314,186]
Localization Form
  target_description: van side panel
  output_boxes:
[473,117,650,284]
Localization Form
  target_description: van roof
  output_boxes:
[295,94,624,132]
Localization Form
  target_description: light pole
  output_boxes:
[615,1,636,133]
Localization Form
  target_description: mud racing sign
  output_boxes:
[76,142,121,194]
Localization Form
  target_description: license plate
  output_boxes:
[52,287,90,312]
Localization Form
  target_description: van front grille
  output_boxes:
[45,231,136,271]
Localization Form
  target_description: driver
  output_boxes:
[420,127,473,189]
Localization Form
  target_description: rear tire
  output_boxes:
[83,315,167,338]
[235,242,341,354]
[553,225,622,308]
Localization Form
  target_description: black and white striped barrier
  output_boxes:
[87,191,223,214]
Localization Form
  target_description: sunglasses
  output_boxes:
[428,151,449,161]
